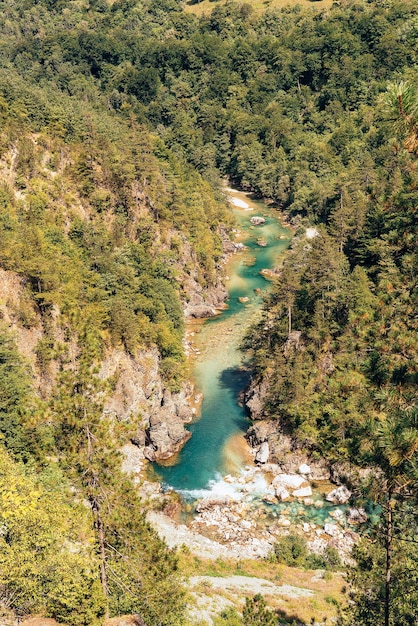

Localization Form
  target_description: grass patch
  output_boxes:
[179,553,346,624]
[185,0,335,17]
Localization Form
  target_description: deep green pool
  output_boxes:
[154,192,291,494]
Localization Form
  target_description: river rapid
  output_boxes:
[155,189,291,499]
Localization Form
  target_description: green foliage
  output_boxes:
[0,446,105,624]
[42,338,187,623]
[273,534,308,568]
[0,0,417,623]
[214,607,244,625]
[242,594,277,625]
[340,500,418,626]
[0,327,31,459]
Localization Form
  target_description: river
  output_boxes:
[155,189,291,497]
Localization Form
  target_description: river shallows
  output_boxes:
[155,191,291,494]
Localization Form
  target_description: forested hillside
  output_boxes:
[0,0,417,624]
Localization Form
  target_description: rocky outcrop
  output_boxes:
[326,485,352,505]
[246,420,331,480]
[244,379,271,420]
[255,441,269,463]
[100,347,194,462]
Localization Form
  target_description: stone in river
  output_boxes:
[293,486,313,498]
[272,474,306,490]
[324,523,338,537]
[326,485,352,504]
[255,441,270,463]
[250,216,266,225]
[347,507,368,524]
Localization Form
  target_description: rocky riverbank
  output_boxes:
[139,455,366,566]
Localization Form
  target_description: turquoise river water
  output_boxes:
[155,190,291,494]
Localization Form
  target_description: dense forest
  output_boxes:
[0,0,417,624]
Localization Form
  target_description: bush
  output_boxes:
[273,534,308,567]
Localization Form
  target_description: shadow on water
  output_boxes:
[218,365,251,394]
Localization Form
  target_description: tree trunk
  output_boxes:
[385,495,393,626]
[91,493,110,619]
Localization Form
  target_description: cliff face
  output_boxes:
[0,261,230,463]
[0,128,232,464]
[100,346,194,462]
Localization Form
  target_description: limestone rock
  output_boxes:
[255,441,270,463]
[100,347,194,461]
[250,216,266,225]
[147,411,192,461]
[298,463,311,475]
[185,304,218,318]
[324,523,338,537]
[262,463,283,475]
[275,485,291,501]
[196,497,231,513]
[326,485,352,505]
[347,507,368,524]
[293,486,312,498]
[272,474,306,490]
[246,419,277,443]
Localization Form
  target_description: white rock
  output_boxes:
[303,523,310,533]
[298,463,311,475]
[330,509,345,521]
[347,507,368,524]
[326,485,352,504]
[272,474,306,490]
[240,520,252,530]
[255,441,270,464]
[229,197,249,209]
[262,463,282,475]
[293,486,313,498]
[275,486,291,501]
[250,216,266,225]
[324,523,338,537]
[306,227,319,239]
[278,517,291,527]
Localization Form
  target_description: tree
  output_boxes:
[48,326,186,623]
[0,446,105,625]
[242,594,276,626]
[343,404,418,626]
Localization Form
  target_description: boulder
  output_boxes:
[255,441,270,463]
[240,519,252,530]
[246,419,277,444]
[293,486,313,498]
[275,485,291,501]
[185,304,218,318]
[143,446,157,462]
[262,494,277,504]
[195,497,231,513]
[262,463,283,475]
[250,216,266,225]
[324,523,338,537]
[298,463,311,475]
[272,474,306,490]
[347,507,368,524]
[326,485,352,505]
